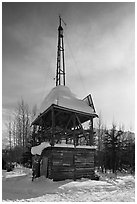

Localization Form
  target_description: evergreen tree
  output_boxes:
[103,124,123,173]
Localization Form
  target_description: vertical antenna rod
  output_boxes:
[56,15,66,86]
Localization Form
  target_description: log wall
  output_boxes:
[41,146,95,181]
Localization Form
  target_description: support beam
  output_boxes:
[89,117,93,146]
[75,114,86,139]
[73,114,76,147]
[73,113,76,181]
[65,114,73,130]
[51,107,55,146]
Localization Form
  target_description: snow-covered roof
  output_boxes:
[31,142,96,155]
[55,143,97,149]
[31,142,50,155]
[32,85,97,124]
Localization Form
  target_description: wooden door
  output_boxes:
[40,157,48,177]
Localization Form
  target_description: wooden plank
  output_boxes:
[76,152,92,157]
[76,173,95,177]
[53,172,74,178]
[75,163,94,168]
[75,155,94,159]
[52,156,63,160]
[53,166,74,172]
[75,167,94,172]
[75,158,94,163]
[75,160,94,164]
[53,152,64,156]
[53,172,74,177]
[75,170,95,175]
[52,161,63,165]
[76,155,94,159]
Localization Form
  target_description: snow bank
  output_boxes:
[5,172,26,179]
[2,173,135,202]
[31,142,50,155]
[2,165,32,179]
[31,142,96,155]
[59,179,113,189]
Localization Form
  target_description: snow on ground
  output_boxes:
[2,166,135,202]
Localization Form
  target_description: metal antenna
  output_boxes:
[56,15,66,86]
[59,14,67,26]
[61,18,67,26]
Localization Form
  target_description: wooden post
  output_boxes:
[73,114,76,147]
[9,121,12,166]
[73,114,76,181]
[51,107,55,179]
[51,107,55,147]
[89,117,93,146]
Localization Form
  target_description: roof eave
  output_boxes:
[31,104,98,126]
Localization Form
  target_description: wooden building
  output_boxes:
[31,16,98,181]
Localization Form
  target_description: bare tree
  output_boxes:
[96,112,104,151]
[94,112,105,172]
[31,105,38,146]
[11,99,31,151]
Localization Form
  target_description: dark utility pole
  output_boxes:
[56,15,66,86]
[9,121,12,164]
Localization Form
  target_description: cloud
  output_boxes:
[2,2,135,133]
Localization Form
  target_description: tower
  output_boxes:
[31,16,98,182]
[56,15,65,86]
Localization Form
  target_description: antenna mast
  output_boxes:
[56,15,66,86]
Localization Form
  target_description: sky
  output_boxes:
[2,2,135,137]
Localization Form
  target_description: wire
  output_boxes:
[64,29,87,96]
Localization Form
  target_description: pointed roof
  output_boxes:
[32,85,97,125]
